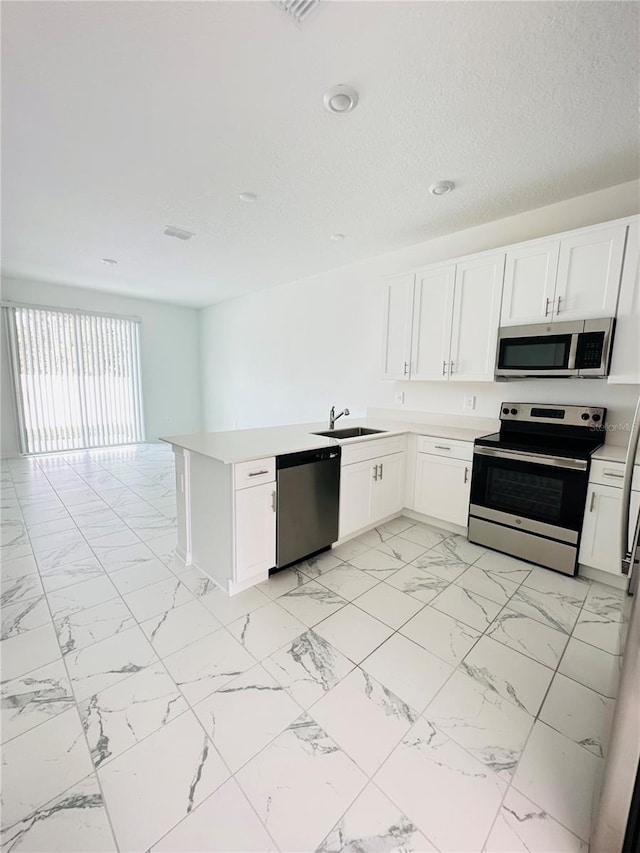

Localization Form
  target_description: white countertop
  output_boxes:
[161,418,492,464]
[592,443,640,464]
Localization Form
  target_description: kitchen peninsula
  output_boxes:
[162,416,494,595]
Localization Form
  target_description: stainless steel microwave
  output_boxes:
[495,318,615,378]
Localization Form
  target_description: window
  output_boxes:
[4,304,145,454]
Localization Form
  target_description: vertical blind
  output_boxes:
[4,304,145,454]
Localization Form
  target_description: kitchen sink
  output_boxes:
[313,427,387,439]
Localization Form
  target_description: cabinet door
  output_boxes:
[339,459,374,539]
[449,254,505,382]
[609,222,639,384]
[501,240,560,326]
[410,264,455,381]
[579,484,640,574]
[382,274,414,379]
[554,224,627,321]
[234,482,276,581]
[414,454,471,527]
[371,452,405,522]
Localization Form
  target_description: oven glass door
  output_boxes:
[471,452,588,533]
[497,333,573,372]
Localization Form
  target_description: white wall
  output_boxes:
[1,277,201,456]
[200,179,640,437]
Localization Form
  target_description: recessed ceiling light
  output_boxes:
[100,258,118,266]
[323,85,359,114]
[429,181,455,196]
[330,233,345,241]
[239,192,257,203]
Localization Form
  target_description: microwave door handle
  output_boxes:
[621,396,640,574]
[567,333,578,370]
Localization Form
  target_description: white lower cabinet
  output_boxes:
[339,451,405,539]
[371,452,405,522]
[339,458,375,539]
[579,482,640,575]
[414,453,471,527]
[234,480,276,582]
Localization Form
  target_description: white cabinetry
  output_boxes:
[501,223,627,326]
[339,436,406,539]
[339,459,375,539]
[609,222,640,384]
[371,452,405,521]
[579,460,640,576]
[234,480,276,582]
[382,273,414,379]
[413,438,473,527]
[408,253,505,383]
[233,457,276,584]
[170,447,277,596]
[500,240,560,326]
[448,255,505,382]
[410,265,455,381]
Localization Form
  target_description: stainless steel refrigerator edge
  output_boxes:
[591,395,640,852]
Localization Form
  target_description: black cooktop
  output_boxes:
[475,431,604,460]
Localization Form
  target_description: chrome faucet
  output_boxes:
[329,406,350,430]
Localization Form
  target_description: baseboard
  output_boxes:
[578,564,629,590]
[333,507,466,547]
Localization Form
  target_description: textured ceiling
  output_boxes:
[2,1,639,307]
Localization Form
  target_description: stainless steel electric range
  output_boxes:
[468,402,606,576]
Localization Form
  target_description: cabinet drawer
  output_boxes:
[590,460,640,490]
[340,434,406,465]
[234,457,275,490]
[416,436,473,461]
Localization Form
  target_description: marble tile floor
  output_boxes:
[0,443,629,852]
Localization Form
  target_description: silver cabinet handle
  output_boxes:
[545,297,552,317]
[249,470,269,477]
[403,361,409,376]
[271,490,277,512]
[442,361,448,376]
[449,361,454,375]
[556,296,562,314]
[434,445,451,451]
[464,466,469,484]
[373,465,378,482]
[589,490,596,512]
[604,470,624,479]
[379,463,383,481]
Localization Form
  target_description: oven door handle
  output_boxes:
[473,445,588,471]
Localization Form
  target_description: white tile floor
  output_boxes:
[0,443,629,852]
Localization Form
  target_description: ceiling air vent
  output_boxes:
[276,0,320,25]
[163,226,195,241]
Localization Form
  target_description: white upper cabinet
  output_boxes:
[500,240,560,327]
[554,224,627,320]
[449,254,505,382]
[501,223,627,326]
[410,265,455,381]
[382,273,414,379]
[609,222,640,384]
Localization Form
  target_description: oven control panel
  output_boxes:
[499,403,606,428]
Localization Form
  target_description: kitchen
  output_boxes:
[1,2,639,852]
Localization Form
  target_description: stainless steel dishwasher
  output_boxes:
[275,446,341,569]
